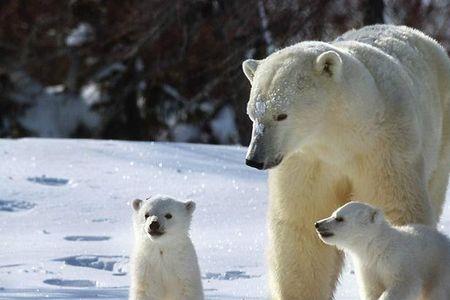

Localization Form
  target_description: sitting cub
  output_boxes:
[130,195,203,300]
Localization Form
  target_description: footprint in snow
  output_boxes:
[43,278,96,287]
[91,218,110,223]
[203,270,259,280]
[0,264,23,269]
[27,175,69,186]
[0,200,35,212]
[64,236,110,242]
[54,255,128,275]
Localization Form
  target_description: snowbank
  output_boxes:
[0,138,448,299]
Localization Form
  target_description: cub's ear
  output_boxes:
[185,201,196,213]
[314,51,342,80]
[132,199,143,212]
[370,208,383,224]
[242,59,260,83]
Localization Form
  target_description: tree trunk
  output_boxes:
[363,0,384,25]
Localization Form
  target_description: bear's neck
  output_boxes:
[348,222,397,263]
[308,116,388,167]
[141,234,192,252]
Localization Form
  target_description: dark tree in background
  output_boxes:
[363,0,385,25]
[0,0,449,145]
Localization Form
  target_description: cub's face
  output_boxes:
[314,202,383,249]
[132,196,195,243]
[242,44,343,170]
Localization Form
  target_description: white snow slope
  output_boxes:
[0,138,449,300]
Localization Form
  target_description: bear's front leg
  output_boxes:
[356,265,384,300]
[268,220,343,300]
[175,277,204,300]
[129,286,159,300]
[268,157,351,300]
[129,271,164,300]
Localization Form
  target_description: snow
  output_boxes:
[66,23,94,47]
[0,138,448,299]
[254,99,266,119]
[81,83,101,106]
[254,122,265,136]
[210,105,239,144]
[19,93,101,137]
[45,85,65,94]
[7,71,101,138]
[172,123,201,142]
[162,84,186,102]
[94,63,126,80]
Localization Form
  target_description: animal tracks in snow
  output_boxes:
[43,278,97,287]
[64,236,111,242]
[203,270,259,280]
[0,287,129,298]
[27,175,69,186]
[0,200,35,212]
[54,255,128,276]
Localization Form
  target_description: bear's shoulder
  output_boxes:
[335,25,417,46]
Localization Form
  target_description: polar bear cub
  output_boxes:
[315,202,450,300]
[130,195,203,300]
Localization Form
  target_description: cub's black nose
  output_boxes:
[314,222,320,229]
[246,159,264,170]
[149,221,160,231]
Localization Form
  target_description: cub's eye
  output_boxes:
[335,216,344,222]
[165,213,172,219]
[144,213,150,219]
[275,114,288,121]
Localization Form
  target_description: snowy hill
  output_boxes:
[0,139,448,299]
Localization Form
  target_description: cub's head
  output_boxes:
[242,42,345,170]
[132,195,196,243]
[314,202,384,249]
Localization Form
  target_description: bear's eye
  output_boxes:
[275,114,288,121]
[165,213,172,219]
[144,213,150,219]
[335,216,344,222]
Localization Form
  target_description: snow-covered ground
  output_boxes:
[0,138,448,300]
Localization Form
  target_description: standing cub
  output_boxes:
[130,195,203,300]
[315,202,450,300]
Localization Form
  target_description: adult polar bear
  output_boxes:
[242,25,450,299]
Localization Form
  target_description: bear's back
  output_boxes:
[332,25,449,180]
[336,25,442,62]
[396,224,450,274]
[336,24,450,108]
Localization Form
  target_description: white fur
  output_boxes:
[317,202,450,300]
[242,25,450,299]
[129,196,203,300]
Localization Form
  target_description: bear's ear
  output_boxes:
[185,201,196,213]
[314,51,342,80]
[132,199,143,212]
[242,59,260,83]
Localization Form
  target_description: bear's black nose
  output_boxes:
[149,221,160,231]
[314,222,320,229]
[246,159,264,170]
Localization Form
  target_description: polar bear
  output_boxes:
[242,25,450,299]
[129,195,203,300]
[316,201,450,300]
